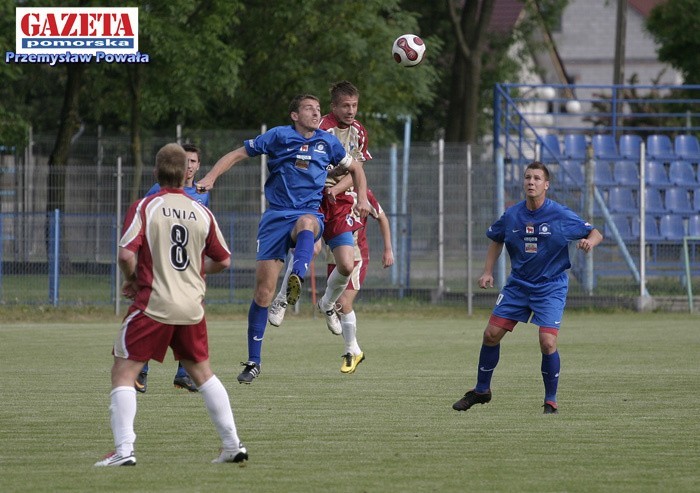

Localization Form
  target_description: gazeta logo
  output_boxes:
[15,7,138,55]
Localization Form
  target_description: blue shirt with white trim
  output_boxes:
[487,198,593,284]
[244,125,350,212]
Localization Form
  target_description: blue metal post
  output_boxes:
[389,144,398,285]
[400,117,411,297]
[49,209,60,306]
[496,149,506,289]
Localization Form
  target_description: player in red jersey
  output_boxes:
[95,144,247,466]
[268,81,393,373]
[325,188,394,373]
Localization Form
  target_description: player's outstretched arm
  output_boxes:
[197,146,249,192]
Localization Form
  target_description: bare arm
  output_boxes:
[327,171,355,199]
[118,247,138,299]
[478,240,504,289]
[376,212,394,268]
[204,256,231,274]
[196,146,249,191]
[347,160,370,218]
[577,228,603,253]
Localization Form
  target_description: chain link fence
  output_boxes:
[0,129,698,310]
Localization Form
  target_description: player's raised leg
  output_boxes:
[268,250,294,327]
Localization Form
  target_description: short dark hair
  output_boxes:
[329,80,359,104]
[182,143,200,161]
[288,93,320,115]
[526,161,550,181]
[155,143,186,187]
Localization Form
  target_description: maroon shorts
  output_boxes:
[320,191,363,242]
[113,307,209,363]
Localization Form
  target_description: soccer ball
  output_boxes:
[392,34,425,67]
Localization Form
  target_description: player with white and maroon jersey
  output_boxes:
[325,188,394,373]
[95,143,247,467]
[137,143,209,393]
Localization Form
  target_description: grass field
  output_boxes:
[1,307,698,492]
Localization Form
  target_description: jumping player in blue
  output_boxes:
[135,143,209,394]
[196,94,371,384]
[453,161,602,414]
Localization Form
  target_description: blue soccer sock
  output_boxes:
[541,350,561,403]
[475,344,500,393]
[291,230,315,278]
[247,301,268,365]
[175,361,187,378]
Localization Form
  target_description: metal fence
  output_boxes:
[1,128,698,311]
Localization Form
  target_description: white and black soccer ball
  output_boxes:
[392,34,426,67]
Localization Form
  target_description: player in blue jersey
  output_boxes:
[196,94,371,384]
[452,161,602,414]
[135,144,209,394]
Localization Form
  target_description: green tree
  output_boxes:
[84,0,244,200]
[646,0,700,84]
[441,0,568,143]
[218,0,441,145]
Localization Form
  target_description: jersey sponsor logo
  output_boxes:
[525,242,537,253]
[526,224,535,234]
[300,145,308,152]
[539,223,551,235]
[524,236,537,242]
[15,7,139,55]
[295,159,309,170]
[162,207,197,221]
[295,154,312,160]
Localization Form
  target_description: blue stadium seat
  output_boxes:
[592,134,620,161]
[674,134,700,162]
[608,186,637,214]
[594,161,615,187]
[618,134,643,160]
[644,187,666,215]
[659,214,686,240]
[563,134,588,160]
[632,215,662,240]
[646,134,676,162]
[559,160,584,186]
[665,187,694,215]
[541,134,562,162]
[688,215,700,237]
[606,214,633,240]
[695,189,700,212]
[668,161,698,187]
[613,161,639,186]
[644,161,670,187]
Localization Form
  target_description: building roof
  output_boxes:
[488,0,526,33]
[628,0,666,17]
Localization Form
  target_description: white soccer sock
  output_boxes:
[276,250,295,301]
[199,375,242,451]
[110,386,137,456]
[341,310,361,355]
[321,268,350,309]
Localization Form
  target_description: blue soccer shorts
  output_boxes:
[326,231,354,250]
[491,273,568,330]
[256,209,324,261]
